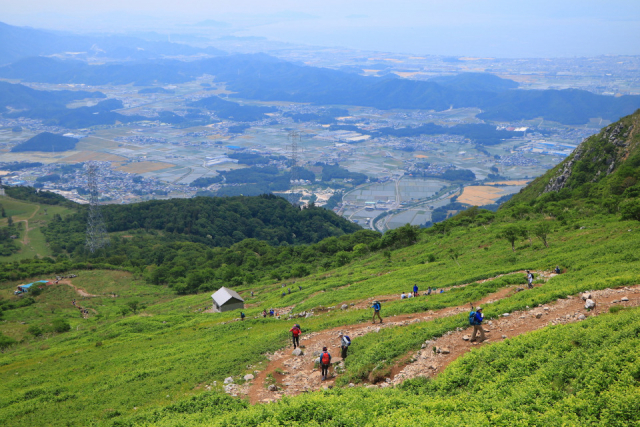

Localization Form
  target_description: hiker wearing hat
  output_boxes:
[290,324,301,349]
[469,303,485,342]
[339,333,351,359]
[319,346,332,380]
[371,300,383,324]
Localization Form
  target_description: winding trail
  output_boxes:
[48,279,100,297]
[243,272,640,404]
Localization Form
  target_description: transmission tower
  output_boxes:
[287,131,302,204]
[85,162,109,253]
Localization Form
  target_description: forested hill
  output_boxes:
[507,108,640,206]
[45,194,361,248]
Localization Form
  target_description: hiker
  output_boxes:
[241,312,245,321]
[290,323,301,349]
[262,309,267,318]
[413,284,419,296]
[251,291,254,297]
[340,333,351,359]
[72,299,76,306]
[469,304,485,342]
[288,288,291,294]
[440,289,444,293]
[555,266,561,274]
[371,300,383,324]
[298,285,302,291]
[401,292,407,299]
[427,287,432,295]
[270,309,274,316]
[526,270,534,289]
[319,346,331,380]
[408,292,413,298]
[282,292,286,298]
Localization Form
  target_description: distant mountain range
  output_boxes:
[1,21,640,125]
[2,54,639,125]
[0,21,226,65]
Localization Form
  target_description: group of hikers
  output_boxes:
[280,284,303,298]
[275,267,563,382]
[401,284,444,299]
[289,323,351,381]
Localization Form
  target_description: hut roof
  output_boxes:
[211,287,244,306]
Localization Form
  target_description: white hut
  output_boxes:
[211,287,244,313]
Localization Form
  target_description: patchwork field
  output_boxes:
[115,161,176,173]
[60,151,128,163]
[458,185,506,205]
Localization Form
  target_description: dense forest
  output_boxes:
[189,96,277,122]
[11,132,78,152]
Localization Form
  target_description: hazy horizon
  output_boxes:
[2,0,640,58]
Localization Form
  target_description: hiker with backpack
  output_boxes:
[468,304,485,342]
[290,323,302,349]
[526,270,534,289]
[413,284,419,296]
[555,266,561,274]
[371,300,383,324]
[319,346,332,380]
[241,312,245,321]
[340,333,351,359]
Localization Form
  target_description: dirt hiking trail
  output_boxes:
[48,279,100,297]
[243,272,640,404]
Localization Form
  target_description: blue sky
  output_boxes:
[3,0,640,57]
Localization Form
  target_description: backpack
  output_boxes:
[292,327,300,337]
[321,352,330,364]
[373,302,381,311]
[530,273,535,280]
[469,311,479,326]
[342,336,351,347]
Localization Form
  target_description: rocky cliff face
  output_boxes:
[543,112,639,194]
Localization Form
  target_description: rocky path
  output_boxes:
[391,285,640,385]
[243,270,553,404]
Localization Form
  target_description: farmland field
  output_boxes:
[115,161,176,173]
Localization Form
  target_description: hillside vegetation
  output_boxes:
[1,111,640,426]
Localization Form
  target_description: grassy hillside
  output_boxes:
[1,111,639,426]
[1,205,639,425]
[0,195,74,261]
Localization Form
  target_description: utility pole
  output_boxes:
[85,162,109,253]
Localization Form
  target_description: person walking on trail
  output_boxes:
[413,284,419,297]
[241,312,245,321]
[427,287,432,295]
[319,346,331,380]
[371,300,383,324]
[290,323,301,349]
[555,266,561,274]
[526,270,534,289]
[340,333,351,359]
[469,304,485,342]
